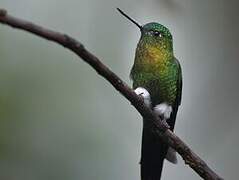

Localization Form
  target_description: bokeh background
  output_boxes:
[0,0,238,179]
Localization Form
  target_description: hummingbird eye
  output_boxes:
[153,30,162,38]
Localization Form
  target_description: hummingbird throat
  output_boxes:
[136,39,173,65]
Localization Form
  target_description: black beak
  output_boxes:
[117,8,142,31]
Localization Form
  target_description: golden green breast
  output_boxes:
[131,42,179,106]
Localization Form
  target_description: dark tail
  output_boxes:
[140,108,178,180]
[140,124,168,180]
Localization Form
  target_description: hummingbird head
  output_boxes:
[117,8,173,55]
[140,22,173,51]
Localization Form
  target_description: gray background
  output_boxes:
[0,0,238,179]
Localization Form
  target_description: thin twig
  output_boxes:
[0,9,223,180]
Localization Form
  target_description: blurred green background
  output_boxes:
[0,0,238,179]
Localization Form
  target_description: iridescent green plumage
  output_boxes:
[117,9,182,180]
[130,22,182,180]
[131,22,182,107]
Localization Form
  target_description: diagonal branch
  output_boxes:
[0,9,223,180]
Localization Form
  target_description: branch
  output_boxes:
[0,9,223,180]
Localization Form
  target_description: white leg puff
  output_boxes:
[134,87,151,108]
[154,103,176,163]
[154,103,172,120]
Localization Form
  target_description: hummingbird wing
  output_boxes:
[165,58,182,164]
[167,58,182,131]
[175,58,182,107]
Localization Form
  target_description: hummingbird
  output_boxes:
[117,8,182,180]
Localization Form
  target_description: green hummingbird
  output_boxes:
[117,8,182,180]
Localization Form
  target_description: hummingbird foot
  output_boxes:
[134,87,151,108]
[154,103,172,121]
